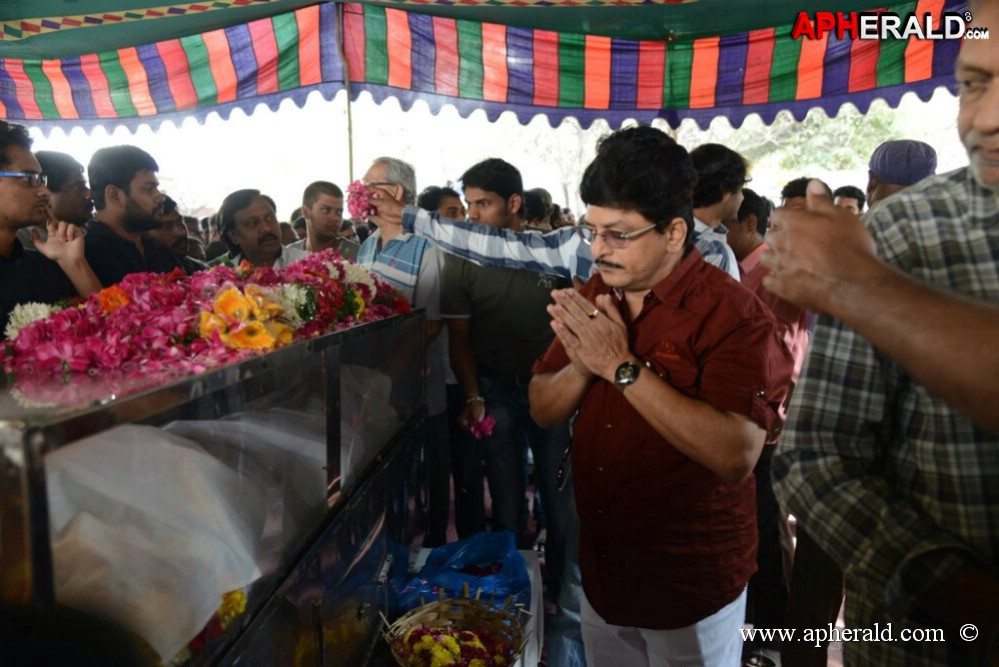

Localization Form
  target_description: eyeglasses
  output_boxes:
[64,180,90,194]
[0,171,47,188]
[555,440,573,491]
[575,222,658,249]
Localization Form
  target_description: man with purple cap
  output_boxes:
[865,139,937,207]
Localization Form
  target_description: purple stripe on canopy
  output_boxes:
[319,2,341,83]
[0,61,24,117]
[506,26,534,106]
[60,56,98,119]
[715,33,748,108]
[409,12,437,94]
[610,38,638,108]
[136,43,174,113]
[935,0,965,78]
[822,34,852,99]
[224,23,258,99]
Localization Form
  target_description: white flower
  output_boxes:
[259,285,308,329]
[341,262,377,297]
[5,302,57,340]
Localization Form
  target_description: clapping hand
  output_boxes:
[548,289,631,382]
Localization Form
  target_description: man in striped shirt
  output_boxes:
[365,158,741,283]
[357,156,449,546]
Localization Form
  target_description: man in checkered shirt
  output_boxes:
[770,4,999,664]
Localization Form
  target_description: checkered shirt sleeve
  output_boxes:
[772,168,999,664]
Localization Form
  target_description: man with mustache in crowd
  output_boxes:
[84,145,181,286]
[530,125,792,665]
[215,189,308,269]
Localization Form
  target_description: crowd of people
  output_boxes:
[0,4,996,667]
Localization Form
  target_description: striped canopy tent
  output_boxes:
[0,0,967,132]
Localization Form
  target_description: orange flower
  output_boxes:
[213,287,252,323]
[198,312,226,339]
[97,285,131,313]
[266,321,294,346]
[223,321,276,350]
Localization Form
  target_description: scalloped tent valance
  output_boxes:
[0,0,966,132]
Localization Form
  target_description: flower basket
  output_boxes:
[383,583,531,667]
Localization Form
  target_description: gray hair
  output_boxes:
[372,156,417,205]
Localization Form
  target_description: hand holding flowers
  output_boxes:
[346,180,378,220]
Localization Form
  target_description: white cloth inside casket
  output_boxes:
[166,401,328,572]
[46,425,265,661]
[340,364,401,486]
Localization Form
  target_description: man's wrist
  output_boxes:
[55,256,87,271]
[609,357,642,389]
[465,394,485,405]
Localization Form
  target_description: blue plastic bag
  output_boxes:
[399,531,530,612]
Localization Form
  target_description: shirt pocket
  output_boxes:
[645,339,700,396]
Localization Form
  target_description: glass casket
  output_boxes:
[0,312,426,665]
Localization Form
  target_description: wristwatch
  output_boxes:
[614,360,642,389]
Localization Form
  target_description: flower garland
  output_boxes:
[3,249,410,400]
[393,626,513,667]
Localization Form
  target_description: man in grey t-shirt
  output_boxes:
[442,158,570,603]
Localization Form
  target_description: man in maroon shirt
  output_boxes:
[530,126,793,665]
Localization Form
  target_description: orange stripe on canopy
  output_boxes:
[118,47,156,115]
[43,60,79,118]
[386,8,412,89]
[297,5,322,87]
[796,31,827,99]
[157,40,199,110]
[202,29,238,103]
[584,34,611,109]
[79,53,116,117]
[690,37,719,109]
[905,0,944,82]
[482,22,508,102]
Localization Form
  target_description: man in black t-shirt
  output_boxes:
[0,121,101,330]
[84,145,180,286]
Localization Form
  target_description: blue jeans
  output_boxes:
[547,475,587,667]
[453,375,570,597]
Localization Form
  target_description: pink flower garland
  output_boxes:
[3,250,410,401]
[346,180,378,220]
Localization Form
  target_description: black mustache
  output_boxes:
[259,234,279,244]
[595,259,624,270]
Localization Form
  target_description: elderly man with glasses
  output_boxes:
[529,126,792,666]
[0,121,101,330]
